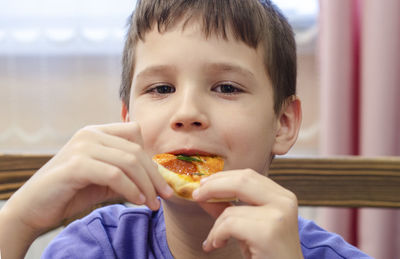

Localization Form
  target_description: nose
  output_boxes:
[169,91,210,131]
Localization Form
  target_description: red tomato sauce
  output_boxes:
[161,159,198,175]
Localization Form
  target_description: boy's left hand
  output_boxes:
[192,169,304,259]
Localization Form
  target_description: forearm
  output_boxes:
[0,205,39,259]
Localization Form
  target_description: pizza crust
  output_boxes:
[157,163,237,202]
[157,163,199,200]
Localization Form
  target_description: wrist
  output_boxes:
[0,204,40,259]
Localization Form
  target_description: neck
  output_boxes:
[162,199,242,259]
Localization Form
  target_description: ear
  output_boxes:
[121,102,130,122]
[271,96,302,155]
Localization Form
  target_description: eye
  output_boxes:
[146,84,176,94]
[213,83,243,94]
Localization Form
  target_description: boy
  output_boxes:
[0,0,371,258]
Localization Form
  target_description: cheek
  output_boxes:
[130,103,165,153]
[222,114,276,173]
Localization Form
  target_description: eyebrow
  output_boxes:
[204,63,256,79]
[135,65,177,80]
[134,63,256,81]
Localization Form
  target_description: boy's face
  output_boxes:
[128,21,279,174]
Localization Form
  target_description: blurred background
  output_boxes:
[1,0,399,258]
[0,0,320,155]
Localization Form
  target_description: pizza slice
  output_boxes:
[153,153,225,201]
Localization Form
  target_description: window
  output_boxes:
[0,0,319,154]
[0,0,318,55]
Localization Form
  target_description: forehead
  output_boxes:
[133,20,268,81]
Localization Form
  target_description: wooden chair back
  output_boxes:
[1,154,400,208]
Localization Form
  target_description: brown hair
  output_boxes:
[120,0,296,114]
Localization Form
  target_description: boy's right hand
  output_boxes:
[2,122,173,237]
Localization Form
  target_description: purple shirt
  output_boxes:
[42,204,371,258]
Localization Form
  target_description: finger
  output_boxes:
[196,169,289,205]
[203,206,261,252]
[85,122,144,144]
[205,205,301,257]
[143,158,175,199]
[69,184,123,209]
[88,144,161,210]
[72,158,147,206]
[204,215,253,252]
[91,126,174,199]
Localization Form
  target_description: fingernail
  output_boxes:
[164,185,174,196]
[138,194,146,204]
[150,199,160,210]
[200,176,210,185]
[202,240,207,249]
[192,188,199,199]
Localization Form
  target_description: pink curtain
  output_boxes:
[359,0,400,257]
[318,0,360,246]
[319,0,400,258]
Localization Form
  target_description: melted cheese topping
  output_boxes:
[153,153,224,182]
[153,154,236,201]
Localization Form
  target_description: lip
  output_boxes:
[168,149,218,157]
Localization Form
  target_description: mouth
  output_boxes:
[168,149,217,157]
